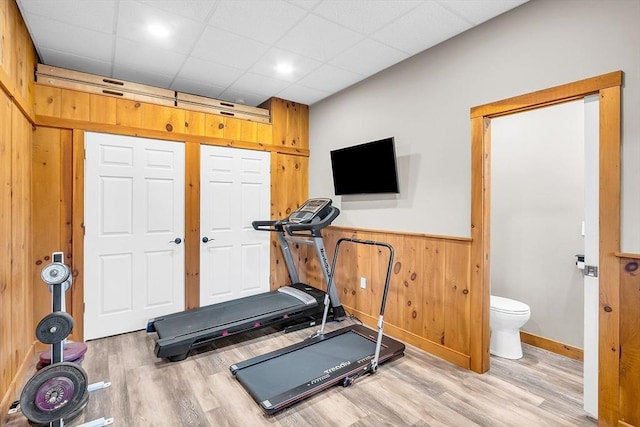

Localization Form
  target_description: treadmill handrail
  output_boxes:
[252,219,284,232]
[284,206,340,237]
[321,237,394,372]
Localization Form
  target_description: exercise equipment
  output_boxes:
[37,343,88,371]
[19,363,89,425]
[36,312,74,345]
[15,252,113,427]
[147,198,346,362]
[230,237,405,414]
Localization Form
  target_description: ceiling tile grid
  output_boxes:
[17,0,529,106]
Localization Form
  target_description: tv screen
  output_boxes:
[330,137,399,195]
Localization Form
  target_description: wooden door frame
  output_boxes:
[469,71,622,425]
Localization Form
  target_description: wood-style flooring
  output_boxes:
[5,319,597,426]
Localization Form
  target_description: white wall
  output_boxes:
[491,101,585,348]
[309,0,640,253]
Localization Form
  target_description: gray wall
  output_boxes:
[491,101,585,348]
[309,0,640,253]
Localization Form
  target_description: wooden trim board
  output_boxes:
[470,71,622,425]
[520,331,584,361]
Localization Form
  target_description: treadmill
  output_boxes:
[147,198,346,361]
[230,238,406,414]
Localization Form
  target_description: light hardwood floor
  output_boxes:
[5,319,597,427]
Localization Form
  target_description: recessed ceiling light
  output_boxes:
[148,23,170,38]
[276,63,293,75]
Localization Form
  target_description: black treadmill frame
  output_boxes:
[148,282,326,360]
[147,198,344,361]
[230,237,406,414]
[230,323,405,414]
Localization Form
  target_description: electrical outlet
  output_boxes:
[360,277,366,289]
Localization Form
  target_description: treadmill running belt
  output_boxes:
[235,330,376,402]
[154,291,314,339]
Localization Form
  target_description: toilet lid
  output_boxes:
[490,295,530,314]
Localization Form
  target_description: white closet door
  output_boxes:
[84,132,185,340]
[200,145,270,306]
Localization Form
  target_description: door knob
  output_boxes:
[169,238,182,244]
[202,236,213,243]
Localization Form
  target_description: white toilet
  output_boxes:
[490,295,531,359]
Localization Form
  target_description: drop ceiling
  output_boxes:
[16,0,528,107]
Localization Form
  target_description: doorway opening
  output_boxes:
[468,71,622,424]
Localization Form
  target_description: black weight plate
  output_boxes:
[36,312,74,344]
[27,389,89,426]
[20,362,88,425]
[41,262,71,285]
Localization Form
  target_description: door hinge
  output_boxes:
[583,265,598,277]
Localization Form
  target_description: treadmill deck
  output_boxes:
[231,324,405,413]
[148,283,325,360]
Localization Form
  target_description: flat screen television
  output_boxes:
[330,137,399,195]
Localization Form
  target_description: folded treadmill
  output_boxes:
[231,238,405,414]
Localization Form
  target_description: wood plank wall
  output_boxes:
[2,2,635,425]
[28,76,477,373]
[0,0,37,419]
[619,254,640,427]
[288,226,473,369]
[29,86,308,335]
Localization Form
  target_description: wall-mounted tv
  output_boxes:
[330,137,400,195]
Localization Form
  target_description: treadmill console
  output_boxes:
[288,198,332,224]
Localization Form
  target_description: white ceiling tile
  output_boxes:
[177,56,244,87]
[117,1,206,54]
[284,0,322,11]
[311,0,422,34]
[276,83,331,105]
[330,38,409,77]
[298,63,363,93]
[114,38,186,76]
[217,88,267,106]
[171,77,226,99]
[135,0,219,23]
[371,1,472,55]
[436,0,529,25]
[209,0,308,44]
[249,48,322,82]
[191,26,270,69]
[24,15,113,62]
[17,0,116,34]
[18,0,529,106]
[37,48,113,77]
[112,67,175,88]
[277,14,364,62]
[230,73,292,97]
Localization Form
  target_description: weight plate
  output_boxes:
[36,312,74,344]
[27,389,89,426]
[41,263,70,285]
[39,342,88,365]
[20,362,88,425]
[35,376,74,411]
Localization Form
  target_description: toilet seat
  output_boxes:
[490,295,530,314]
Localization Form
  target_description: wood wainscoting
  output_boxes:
[618,253,640,427]
[283,225,474,370]
[0,0,38,419]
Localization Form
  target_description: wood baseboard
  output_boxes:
[0,341,36,424]
[345,306,471,370]
[520,331,583,361]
